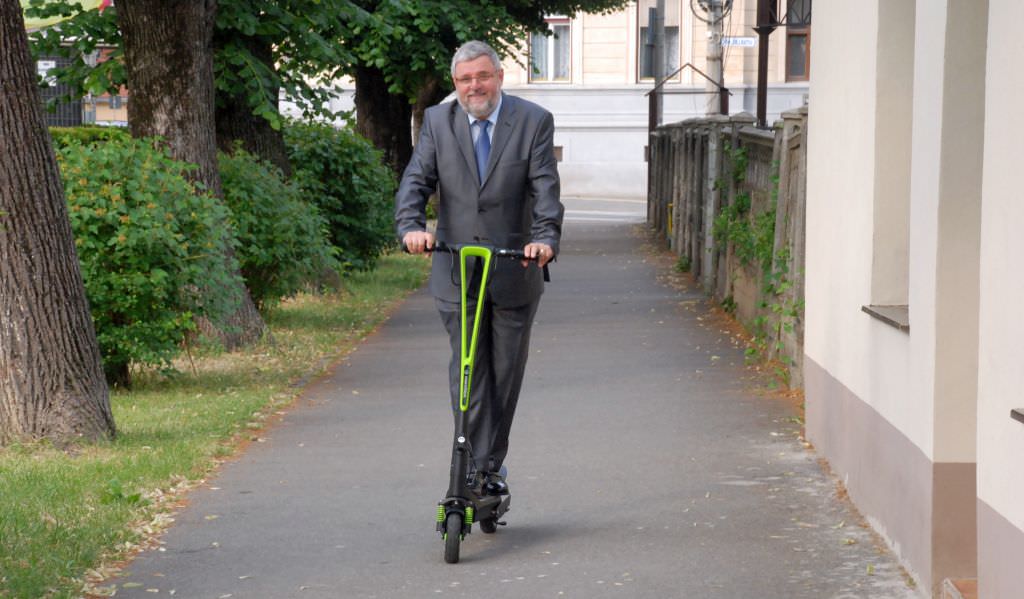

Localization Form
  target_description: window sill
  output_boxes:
[862,304,910,333]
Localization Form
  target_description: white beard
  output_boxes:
[459,95,497,120]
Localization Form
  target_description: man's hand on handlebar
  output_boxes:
[404,233,552,268]
[403,231,435,255]
[523,242,554,268]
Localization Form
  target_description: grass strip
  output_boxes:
[0,252,430,598]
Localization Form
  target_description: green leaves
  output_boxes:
[283,120,395,273]
[56,134,240,385]
[711,146,775,273]
[214,0,361,122]
[26,0,124,107]
[25,0,631,143]
[100,479,148,506]
[218,146,338,308]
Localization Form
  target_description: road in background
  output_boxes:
[562,196,646,224]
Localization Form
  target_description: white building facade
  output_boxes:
[805,0,1022,595]
[501,0,811,199]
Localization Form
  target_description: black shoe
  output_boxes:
[483,466,509,495]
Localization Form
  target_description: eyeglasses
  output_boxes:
[453,72,496,86]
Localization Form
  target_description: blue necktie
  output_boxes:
[475,120,491,183]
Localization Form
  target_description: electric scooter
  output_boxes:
[425,241,536,564]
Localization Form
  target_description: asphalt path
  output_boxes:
[114,215,917,598]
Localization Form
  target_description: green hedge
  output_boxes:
[52,121,394,383]
[50,125,130,148]
[218,147,338,309]
[283,121,395,272]
[57,137,239,386]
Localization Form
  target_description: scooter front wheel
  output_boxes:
[444,512,462,563]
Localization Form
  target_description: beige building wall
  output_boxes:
[93,94,127,126]
[581,11,630,85]
[805,0,985,593]
[977,1,1024,597]
[502,0,795,89]
[718,0,782,85]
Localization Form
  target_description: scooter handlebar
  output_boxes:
[402,240,535,261]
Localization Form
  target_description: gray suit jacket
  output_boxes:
[395,93,564,307]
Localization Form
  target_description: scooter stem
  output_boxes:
[458,246,493,413]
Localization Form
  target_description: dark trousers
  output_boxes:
[436,294,539,474]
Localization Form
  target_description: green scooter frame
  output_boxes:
[431,242,529,564]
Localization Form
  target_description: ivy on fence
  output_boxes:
[711,142,801,386]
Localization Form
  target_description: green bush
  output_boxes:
[283,120,395,272]
[218,147,338,309]
[57,137,240,386]
[50,125,130,148]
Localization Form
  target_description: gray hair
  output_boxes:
[450,40,501,77]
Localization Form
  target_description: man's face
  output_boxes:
[453,55,503,120]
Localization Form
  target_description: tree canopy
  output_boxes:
[343,0,628,99]
[25,0,628,125]
[24,0,359,128]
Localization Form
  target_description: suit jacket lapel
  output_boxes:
[450,103,480,186]
[482,93,516,188]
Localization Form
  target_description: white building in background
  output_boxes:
[500,0,810,199]
[805,0,1023,596]
[306,0,812,199]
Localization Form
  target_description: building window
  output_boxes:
[786,30,809,80]
[638,0,680,81]
[785,0,811,81]
[530,19,571,82]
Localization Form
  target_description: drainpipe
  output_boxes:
[754,0,778,128]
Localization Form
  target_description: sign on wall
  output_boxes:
[721,37,758,47]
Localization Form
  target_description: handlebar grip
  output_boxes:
[493,247,530,260]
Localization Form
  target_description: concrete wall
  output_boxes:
[977,1,1024,596]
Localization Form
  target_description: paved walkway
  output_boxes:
[115,210,917,598]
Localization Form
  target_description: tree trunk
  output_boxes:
[412,74,450,215]
[118,0,266,349]
[118,0,224,195]
[214,35,292,177]
[412,73,450,144]
[0,0,114,445]
[355,65,412,179]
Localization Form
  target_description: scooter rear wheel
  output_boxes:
[444,512,462,563]
[479,517,498,534]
